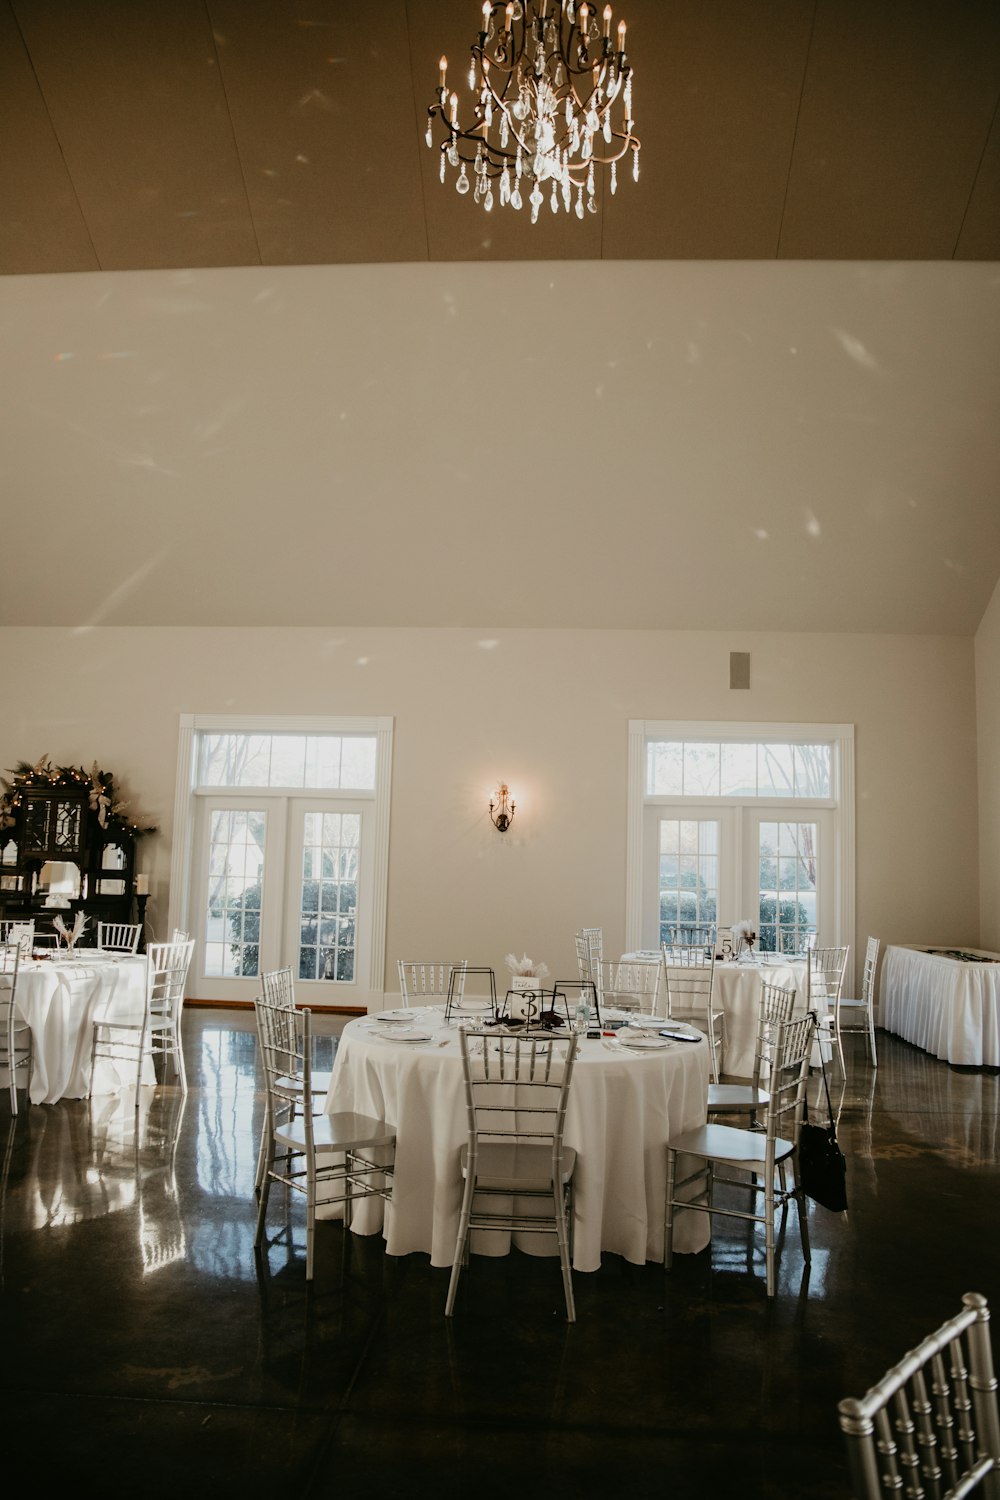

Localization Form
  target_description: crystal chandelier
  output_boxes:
[426,1,639,223]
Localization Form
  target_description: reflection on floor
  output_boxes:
[1,1014,998,1499]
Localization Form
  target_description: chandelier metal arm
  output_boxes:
[427,1,640,217]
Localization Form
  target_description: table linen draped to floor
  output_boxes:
[325,1010,712,1272]
[881,945,1000,1067]
[622,953,810,1077]
[12,956,149,1104]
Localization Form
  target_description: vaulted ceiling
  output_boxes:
[2,0,999,274]
[2,2,998,637]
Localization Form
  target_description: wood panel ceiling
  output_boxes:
[2,0,999,275]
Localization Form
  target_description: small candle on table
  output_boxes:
[136,874,150,895]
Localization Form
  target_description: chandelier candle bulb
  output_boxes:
[427,0,639,220]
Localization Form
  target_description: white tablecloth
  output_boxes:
[622,953,810,1077]
[881,945,1000,1066]
[13,955,149,1104]
[325,1008,712,1272]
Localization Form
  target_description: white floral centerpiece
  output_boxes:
[732,919,756,960]
[504,953,550,987]
[504,953,550,1020]
[53,912,88,951]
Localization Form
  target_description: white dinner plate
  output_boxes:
[619,1034,672,1051]
[377,1009,425,1022]
[372,1027,434,1044]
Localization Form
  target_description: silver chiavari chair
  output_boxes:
[0,941,33,1113]
[90,938,194,1108]
[97,921,143,954]
[663,941,724,1082]
[398,959,468,1006]
[664,1012,816,1299]
[707,979,797,1125]
[834,936,880,1067]
[254,1001,394,1281]
[808,945,851,1074]
[446,1028,580,1322]
[253,965,331,1194]
[838,1291,1000,1498]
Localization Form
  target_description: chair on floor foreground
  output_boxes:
[446,1028,579,1322]
[254,1001,394,1281]
[664,1012,815,1299]
[0,942,33,1114]
[835,935,881,1068]
[663,942,724,1084]
[808,944,850,1074]
[706,979,797,1126]
[90,938,194,1108]
[838,1291,1000,1498]
[253,966,332,1193]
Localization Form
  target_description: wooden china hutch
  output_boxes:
[0,763,152,949]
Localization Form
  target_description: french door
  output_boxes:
[192,794,372,1002]
[641,805,833,952]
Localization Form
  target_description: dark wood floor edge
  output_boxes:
[182,998,366,1016]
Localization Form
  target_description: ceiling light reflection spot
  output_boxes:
[356,656,369,666]
[477,639,499,651]
[805,513,822,538]
[832,327,881,373]
[944,558,964,573]
[53,351,75,362]
[754,528,768,541]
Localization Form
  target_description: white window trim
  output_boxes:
[627,720,855,964]
[170,714,394,1003]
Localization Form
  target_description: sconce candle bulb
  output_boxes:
[489,783,515,833]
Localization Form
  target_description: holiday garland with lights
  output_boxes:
[0,755,157,837]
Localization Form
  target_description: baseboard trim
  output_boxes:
[183,997,366,1016]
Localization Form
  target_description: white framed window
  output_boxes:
[628,721,854,963]
[170,716,393,1007]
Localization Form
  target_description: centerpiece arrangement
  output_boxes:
[732,919,757,961]
[503,953,552,1024]
[504,952,551,990]
[53,912,88,951]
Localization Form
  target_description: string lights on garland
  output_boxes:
[0,756,157,837]
[426,0,640,223]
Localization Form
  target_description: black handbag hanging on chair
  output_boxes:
[797,1013,848,1213]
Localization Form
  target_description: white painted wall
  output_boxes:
[976,577,1000,951]
[0,625,978,998]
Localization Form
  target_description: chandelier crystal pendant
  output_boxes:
[427,1,639,223]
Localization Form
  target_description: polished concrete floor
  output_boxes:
[2,1013,998,1499]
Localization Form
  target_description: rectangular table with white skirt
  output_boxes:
[881,944,1000,1066]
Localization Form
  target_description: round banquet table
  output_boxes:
[324,1007,712,1272]
[623,952,811,1078]
[13,954,150,1104]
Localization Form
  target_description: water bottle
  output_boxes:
[575,995,591,1034]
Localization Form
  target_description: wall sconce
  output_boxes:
[489,783,515,833]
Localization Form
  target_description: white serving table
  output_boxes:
[324,1007,712,1272]
[13,953,149,1104]
[881,945,1000,1066]
[623,952,810,1078]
